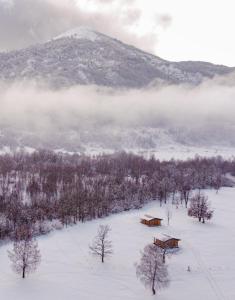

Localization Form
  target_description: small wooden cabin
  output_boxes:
[140,215,163,227]
[154,234,180,249]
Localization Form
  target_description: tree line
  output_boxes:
[0,150,233,241]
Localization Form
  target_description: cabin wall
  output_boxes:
[140,219,147,225]
[154,238,179,249]
[151,219,161,226]
[154,239,164,248]
[141,219,161,226]
[165,239,179,248]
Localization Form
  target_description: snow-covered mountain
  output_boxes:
[1,125,235,157]
[1,27,235,155]
[0,27,234,88]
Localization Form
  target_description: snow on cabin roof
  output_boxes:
[155,233,180,241]
[142,214,163,221]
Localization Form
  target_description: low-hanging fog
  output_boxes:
[1,76,235,152]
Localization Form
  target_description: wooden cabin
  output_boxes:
[140,215,163,227]
[154,234,180,249]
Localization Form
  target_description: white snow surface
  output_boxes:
[1,145,235,161]
[55,26,100,41]
[142,214,161,220]
[83,145,235,161]
[0,188,235,299]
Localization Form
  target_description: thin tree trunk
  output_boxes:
[152,265,157,295]
[152,286,156,295]
[163,250,166,264]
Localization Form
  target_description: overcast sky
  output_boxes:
[0,0,234,66]
[133,0,235,66]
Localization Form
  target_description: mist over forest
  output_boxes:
[0,75,235,151]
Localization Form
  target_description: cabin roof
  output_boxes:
[142,214,163,221]
[155,234,181,242]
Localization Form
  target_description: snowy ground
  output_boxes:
[0,188,235,300]
[82,145,235,160]
[1,145,235,161]
[144,146,235,161]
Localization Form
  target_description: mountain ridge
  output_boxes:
[0,27,234,88]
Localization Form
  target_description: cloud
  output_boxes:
[155,14,172,29]
[0,78,235,150]
[0,0,169,54]
[0,0,77,50]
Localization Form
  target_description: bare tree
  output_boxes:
[8,238,41,278]
[0,152,230,241]
[165,204,172,226]
[188,192,213,223]
[136,244,169,295]
[89,225,113,263]
[13,223,34,242]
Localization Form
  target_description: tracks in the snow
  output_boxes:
[186,241,227,300]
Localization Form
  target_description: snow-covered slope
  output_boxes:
[55,26,100,42]
[0,27,234,153]
[0,27,233,88]
[1,126,235,157]
[0,187,234,300]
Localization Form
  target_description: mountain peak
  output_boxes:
[55,26,100,42]
[0,28,233,89]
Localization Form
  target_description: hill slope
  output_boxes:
[0,27,234,88]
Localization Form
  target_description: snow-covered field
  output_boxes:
[0,188,235,300]
[125,146,235,161]
[1,145,235,161]
[54,146,235,161]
